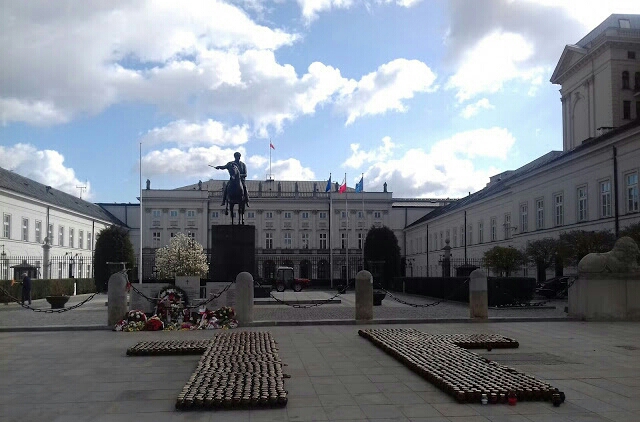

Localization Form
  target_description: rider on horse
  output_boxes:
[215,152,249,207]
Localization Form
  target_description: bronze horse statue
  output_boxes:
[223,164,245,225]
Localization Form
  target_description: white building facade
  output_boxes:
[404,14,640,279]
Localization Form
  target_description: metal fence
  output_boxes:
[0,255,94,280]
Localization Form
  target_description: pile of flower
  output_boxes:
[155,286,188,323]
[114,306,237,331]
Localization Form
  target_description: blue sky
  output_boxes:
[2,0,640,203]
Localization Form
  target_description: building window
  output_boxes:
[340,232,347,249]
[284,212,292,219]
[467,225,473,245]
[520,203,528,233]
[187,210,196,218]
[490,218,497,241]
[152,209,161,218]
[152,231,161,247]
[170,232,177,238]
[265,233,273,249]
[478,222,484,243]
[630,51,637,60]
[636,101,640,119]
[319,211,327,219]
[460,226,464,246]
[577,186,588,221]
[187,231,196,240]
[635,72,640,91]
[445,229,450,244]
[35,221,42,243]
[211,211,219,219]
[301,212,309,219]
[623,71,630,89]
[453,228,457,247]
[69,228,74,248]
[48,224,53,243]
[266,211,273,219]
[627,172,639,213]
[247,211,255,219]
[620,19,631,28]
[283,232,292,248]
[2,214,10,238]
[58,226,64,246]
[22,218,28,241]
[536,199,544,230]
[374,211,381,219]
[624,100,631,119]
[357,211,364,219]
[169,210,178,218]
[554,193,564,226]
[79,230,83,249]
[319,233,327,249]
[87,233,92,250]
[341,211,347,219]
[600,180,612,217]
[358,233,363,249]
[440,232,443,249]
[301,233,309,249]
[503,214,511,239]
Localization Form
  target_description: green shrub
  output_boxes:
[0,278,96,303]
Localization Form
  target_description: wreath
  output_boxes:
[156,285,189,323]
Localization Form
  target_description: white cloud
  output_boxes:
[270,158,316,180]
[0,143,92,198]
[297,0,423,23]
[446,31,546,103]
[338,59,437,125]
[357,128,516,197]
[141,120,249,147]
[343,136,397,168]
[142,145,247,178]
[0,98,70,126]
[461,98,494,119]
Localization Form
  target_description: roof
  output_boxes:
[405,119,640,229]
[178,179,363,194]
[0,167,125,226]
[576,14,640,48]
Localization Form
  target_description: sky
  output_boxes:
[2,0,640,203]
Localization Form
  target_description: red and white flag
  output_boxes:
[270,141,275,150]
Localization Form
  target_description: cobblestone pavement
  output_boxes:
[0,290,568,329]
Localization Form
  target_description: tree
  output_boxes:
[557,230,616,267]
[94,225,135,292]
[155,233,208,278]
[525,238,559,281]
[363,226,401,288]
[483,246,526,277]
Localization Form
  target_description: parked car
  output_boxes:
[535,276,569,299]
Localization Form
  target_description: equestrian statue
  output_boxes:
[213,152,249,225]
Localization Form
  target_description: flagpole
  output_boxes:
[139,141,143,284]
[361,173,364,266]
[269,139,272,180]
[328,173,333,289]
[345,172,348,285]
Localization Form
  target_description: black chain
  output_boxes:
[254,277,354,309]
[128,279,235,310]
[0,286,99,313]
[373,278,470,308]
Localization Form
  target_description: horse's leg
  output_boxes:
[230,203,235,225]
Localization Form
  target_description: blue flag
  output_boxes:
[355,176,363,193]
[325,175,331,192]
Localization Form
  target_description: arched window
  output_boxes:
[622,71,630,89]
[263,260,276,280]
[299,260,311,279]
[317,260,329,279]
[635,72,640,91]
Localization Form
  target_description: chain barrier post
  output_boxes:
[469,269,488,319]
[235,272,254,326]
[107,263,129,326]
[355,270,373,321]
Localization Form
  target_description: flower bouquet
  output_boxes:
[144,315,164,331]
[156,285,188,324]
[126,310,147,323]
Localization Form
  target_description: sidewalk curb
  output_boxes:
[0,317,578,332]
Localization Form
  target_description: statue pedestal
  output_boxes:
[210,225,256,282]
[569,273,640,320]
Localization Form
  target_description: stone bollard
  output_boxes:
[235,272,254,326]
[107,271,128,327]
[355,270,373,321]
[469,269,488,319]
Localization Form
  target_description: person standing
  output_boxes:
[21,272,31,306]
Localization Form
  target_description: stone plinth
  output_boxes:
[205,282,236,310]
[210,225,256,282]
[355,270,373,321]
[175,276,200,304]
[469,269,488,319]
[569,273,640,320]
[108,272,128,326]
[235,272,254,326]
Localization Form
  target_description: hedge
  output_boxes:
[0,278,96,304]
